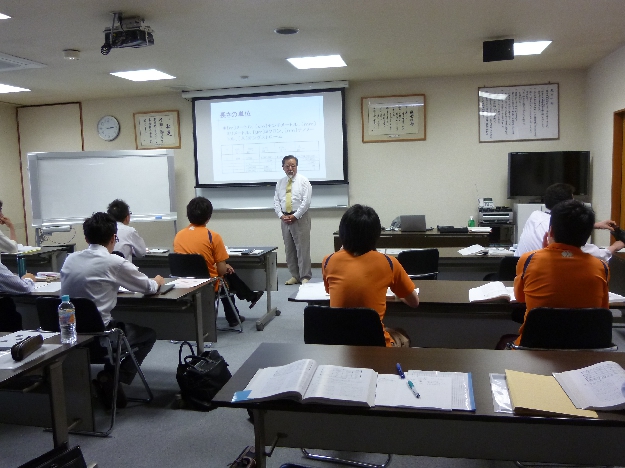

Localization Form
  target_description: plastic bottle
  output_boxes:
[58,295,77,344]
[468,216,476,228]
[16,255,26,277]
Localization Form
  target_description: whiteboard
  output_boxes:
[28,150,176,226]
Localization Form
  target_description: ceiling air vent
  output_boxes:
[0,52,46,72]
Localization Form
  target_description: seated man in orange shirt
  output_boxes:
[500,199,609,348]
[173,197,263,327]
[322,204,419,346]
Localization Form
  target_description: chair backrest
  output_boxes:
[304,305,386,346]
[36,297,106,334]
[497,256,520,281]
[397,249,439,280]
[519,307,614,349]
[168,253,211,278]
[0,296,22,332]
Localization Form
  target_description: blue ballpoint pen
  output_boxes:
[407,380,421,399]
[396,363,405,379]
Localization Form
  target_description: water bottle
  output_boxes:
[58,295,77,344]
[468,216,476,228]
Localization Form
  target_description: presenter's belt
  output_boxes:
[283,211,295,216]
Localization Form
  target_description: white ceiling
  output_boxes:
[0,0,624,106]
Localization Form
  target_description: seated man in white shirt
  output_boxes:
[0,263,35,331]
[107,199,147,262]
[61,212,165,407]
[0,200,18,254]
[515,183,622,260]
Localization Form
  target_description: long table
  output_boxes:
[290,280,523,348]
[333,230,491,251]
[214,343,625,468]
[1,246,72,274]
[0,333,93,447]
[14,279,217,351]
[134,247,280,331]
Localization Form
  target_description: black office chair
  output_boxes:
[483,256,519,281]
[0,296,23,332]
[36,297,153,436]
[304,305,386,347]
[506,307,617,351]
[302,305,390,468]
[397,249,439,280]
[168,253,243,332]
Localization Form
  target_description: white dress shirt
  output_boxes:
[515,210,612,261]
[61,244,158,326]
[0,229,17,254]
[114,222,147,261]
[273,173,312,219]
[0,262,34,294]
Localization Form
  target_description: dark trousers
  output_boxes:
[220,272,255,323]
[106,320,156,385]
[0,296,22,332]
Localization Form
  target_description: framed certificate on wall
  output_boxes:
[134,110,181,149]
[361,94,426,143]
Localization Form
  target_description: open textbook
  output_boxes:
[232,359,378,407]
[469,282,516,303]
[553,361,625,411]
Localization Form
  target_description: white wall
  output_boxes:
[588,43,625,246]
[2,67,592,263]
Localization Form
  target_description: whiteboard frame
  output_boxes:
[28,150,177,227]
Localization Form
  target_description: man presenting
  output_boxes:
[274,155,312,285]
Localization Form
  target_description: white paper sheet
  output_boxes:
[375,373,453,410]
[33,282,62,293]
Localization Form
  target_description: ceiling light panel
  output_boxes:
[110,69,175,81]
[287,55,346,69]
[0,83,30,93]
[514,41,551,56]
[0,13,11,20]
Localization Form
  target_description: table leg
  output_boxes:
[255,253,280,331]
[194,291,204,353]
[47,357,69,448]
[253,409,266,468]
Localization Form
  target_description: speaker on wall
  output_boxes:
[483,39,514,62]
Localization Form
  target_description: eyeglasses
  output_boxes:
[115,235,119,243]
[129,211,132,215]
[283,164,297,169]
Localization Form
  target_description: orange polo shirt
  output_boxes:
[513,243,609,345]
[322,249,415,346]
[173,224,229,279]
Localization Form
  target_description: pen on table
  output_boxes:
[407,380,421,399]
[396,363,405,379]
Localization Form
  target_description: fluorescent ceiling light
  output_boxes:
[0,13,11,20]
[0,83,30,93]
[287,54,346,69]
[479,91,508,100]
[110,69,175,81]
[514,41,551,56]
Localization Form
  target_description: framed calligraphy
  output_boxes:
[478,83,559,142]
[134,110,181,149]
[361,94,426,143]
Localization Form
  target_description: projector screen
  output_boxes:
[193,88,347,187]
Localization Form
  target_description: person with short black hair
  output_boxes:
[173,197,263,327]
[0,200,18,254]
[322,204,419,347]
[505,200,609,347]
[515,183,619,258]
[61,212,165,407]
[107,199,147,262]
[274,155,312,285]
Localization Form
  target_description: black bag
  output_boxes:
[18,443,87,468]
[176,341,231,411]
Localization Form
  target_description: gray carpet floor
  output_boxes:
[1,268,624,467]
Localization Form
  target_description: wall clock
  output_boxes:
[97,115,120,141]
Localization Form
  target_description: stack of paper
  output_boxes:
[458,244,487,255]
[469,282,516,302]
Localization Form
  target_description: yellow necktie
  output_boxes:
[286,178,293,213]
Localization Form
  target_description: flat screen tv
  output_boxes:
[507,151,590,199]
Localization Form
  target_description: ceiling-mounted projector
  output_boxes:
[101,12,154,55]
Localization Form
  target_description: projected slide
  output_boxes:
[210,95,326,183]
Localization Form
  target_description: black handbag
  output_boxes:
[176,341,231,411]
[18,443,87,468]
